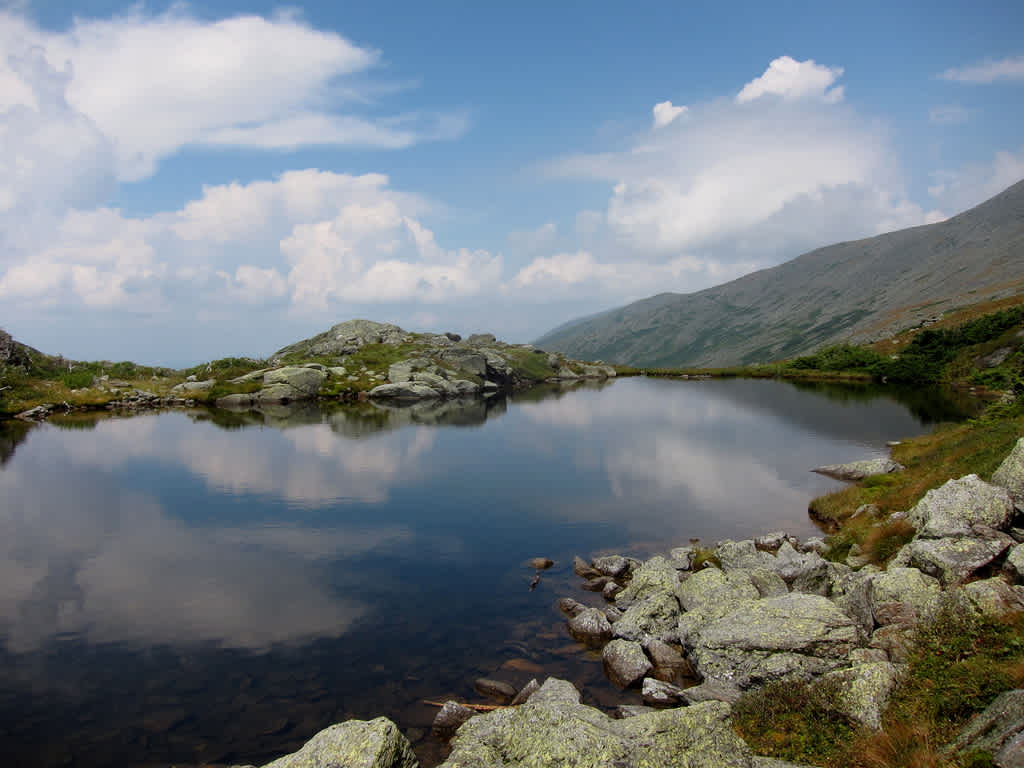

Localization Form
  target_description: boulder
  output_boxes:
[715,540,776,572]
[812,458,904,481]
[961,577,1024,617]
[614,556,678,609]
[869,567,941,621]
[677,569,760,643]
[592,555,631,578]
[215,393,256,408]
[748,568,789,598]
[171,379,215,393]
[645,639,691,682]
[908,474,1015,538]
[893,534,1013,585]
[775,542,830,590]
[412,371,460,396]
[1007,544,1024,582]
[558,598,587,617]
[611,591,682,644]
[833,569,878,637]
[573,556,601,579]
[602,639,652,688]
[369,382,441,400]
[438,348,488,377]
[263,366,326,398]
[567,608,612,647]
[261,718,417,768]
[819,662,899,730]
[439,678,755,768]
[951,689,1024,766]
[754,531,788,550]
[993,438,1024,501]
[690,593,862,687]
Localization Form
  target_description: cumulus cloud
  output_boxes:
[0,7,464,182]
[736,55,845,103]
[652,100,687,128]
[939,55,1024,84]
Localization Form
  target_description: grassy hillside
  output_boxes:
[536,179,1024,368]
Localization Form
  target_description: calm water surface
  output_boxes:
[0,377,975,767]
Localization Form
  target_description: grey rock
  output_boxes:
[754,531,788,550]
[605,606,624,623]
[752,759,817,768]
[848,648,890,664]
[819,662,899,730]
[438,348,488,377]
[567,607,612,647]
[581,576,613,592]
[640,677,687,706]
[611,591,682,644]
[677,569,760,644]
[439,678,755,768]
[1007,544,1024,582]
[263,367,326,398]
[894,533,1013,585]
[573,556,600,579]
[952,689,1024,765]
[171,379,215,393]
[813,458,904,481]
[592,555,630,578]
[993,438,1024,501]
[645,639,690,680]
[411,371,459,396]
[961,577,1024,617]
[749,568,789,598]
[432,701,476,739]
[451,379,481,395]
[510,678,540,706]
[614,705,657,719]
[870,567,941,621]
[681,679,743,705]
[368,382,441,400]
[715,540,776,572]
[261,717,417,768]
[873,602,919,627]
[464,333,496,346]
[215,393,256,408]
[558,597,588,618]
[614,556,678,609]
[474,678,517,704]
[274,319,406,359]
[690,593,862,687]
[908,474,1015,538]
[602,639,653,688]
[669,546,695,570]
[602,581,623,601]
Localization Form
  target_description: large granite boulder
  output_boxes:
[908,474,1015,538]
[812,458,904,482]
[260,718,417,768]
[677,568,760,643]
[258,367,327,402]
[961,577,1024,617]
[690,593,862,687]
[614,556,678,609]
[611,591,682,644]
[993,438,1024,502]
[893,534,1014,585]
[438,677,757,768]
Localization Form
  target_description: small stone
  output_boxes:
[603,581,623,601]
[557,597,587,617]
[432,701,475,739]
[641,677,686,706]
[567,607,612,647]
[602,639,653,689]
[529,557,554,570]
[573,556,601,579]
[754,531,787,550]
[593,555,630,578]
[473,678,517,704]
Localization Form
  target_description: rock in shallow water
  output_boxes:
[432,701,476,740]
[567,607,612,647]
[260,717,417,768]
[474,678,517,704]
[602,639,652,689]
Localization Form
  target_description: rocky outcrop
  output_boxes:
[438,678,756,768]
[259,717,417,768]
[274,319,409,359]
[812,458,905,482]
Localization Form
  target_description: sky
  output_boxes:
[1,0,1023,366]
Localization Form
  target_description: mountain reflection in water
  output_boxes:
[0,377,976,767]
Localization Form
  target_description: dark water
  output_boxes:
[0,377,976,767]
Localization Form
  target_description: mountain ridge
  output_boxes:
[535,179,1024,367]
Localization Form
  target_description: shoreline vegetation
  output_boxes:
[2,300,1024,767]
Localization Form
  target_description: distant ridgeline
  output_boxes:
[535,178,1024,368]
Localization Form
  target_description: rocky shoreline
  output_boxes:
[241,440,1024,768]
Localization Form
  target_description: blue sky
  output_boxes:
[2,0,1023,365]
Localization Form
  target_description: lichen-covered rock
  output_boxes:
[714,540,775,572]
[833,570,877,637]
[893,534,1013,585]
[433,701,476,739]
[819,662,899,730]
[645,639,691,682]
[961,577,1024,617]
[869,567,941,621]
[908,474,1015,538]
[171,379,215,393]
[681,679,743,705]
[992,438,1024,501]
[1007,544,1024,583]
[369,382,441,400]
[748,568,789,598]
[567,607,612,647]
[611,591,681,643]
[602,639,652,688]
[614,556,678,609]
[690,593,862,687]
[262,718,417,768]
[439,678,755,768]
[676,568,760,643]
[593,555,630,578]
[951,689,1024,766]
[774,542,829,587]
[812,458,904,481]
[263,367,327,397]
[640,677,687,707]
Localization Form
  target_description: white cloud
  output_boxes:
[939,55,1024,84]
[736,55,845,104]
[929,105,969,124]
[652,100,687,128]
[927,147,1024,214]
[0,8,464,182]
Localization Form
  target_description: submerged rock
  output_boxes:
[474,678,517,704]
[261,718,417,768]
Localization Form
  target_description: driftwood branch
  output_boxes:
[423,700,508,712]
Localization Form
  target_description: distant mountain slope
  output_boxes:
[535,179,1024,367]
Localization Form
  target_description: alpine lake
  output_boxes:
[0,376,982,767]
